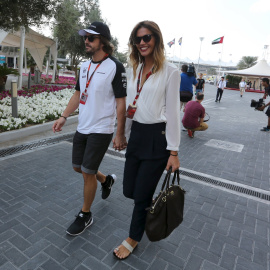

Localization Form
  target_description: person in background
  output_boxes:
[258,78,270,131]
[113,20,180,260]
[239,78,246,97]
[246,79,251,90]
[215,76,226,102]
[195,73,205,95]
[180,64,198,110]
[182,92,208,138]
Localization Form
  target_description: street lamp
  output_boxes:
[197,37,204,74]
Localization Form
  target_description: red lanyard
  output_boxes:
[133,64,152,105]
[85,53,109,92]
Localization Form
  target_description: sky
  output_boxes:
[98,0,270,65]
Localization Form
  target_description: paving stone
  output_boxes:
[44,244,69,263]
[157,250,185,269]
[4,248,28,267]
[201,260,226,270]
[0,262,19,270]
[20,253,48,270]
[184,253,204,270]
[8,234,31,251]
[147,258,167,270]
[41,258,66,270]
[82,256,113,270]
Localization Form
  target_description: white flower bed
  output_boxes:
[0,88,78,131]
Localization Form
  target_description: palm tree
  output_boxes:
[237,56,258,70]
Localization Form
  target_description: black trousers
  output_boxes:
[123,121,170,242]
[216,88,223,101]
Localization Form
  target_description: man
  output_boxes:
[52,21,127,236]
[182,92,208,138]
[239,79,246,97]
[247,80,251,90]
[195,73,205,95]
[180,64,198,110]
[215,76,226,102]
[258,78,270,131]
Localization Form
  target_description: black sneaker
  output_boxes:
[101,174,116,199]
[261,127,270,132]
[66,211,93,236]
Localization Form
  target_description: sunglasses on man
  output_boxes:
[134,34,153,45]
[84,35,100,42]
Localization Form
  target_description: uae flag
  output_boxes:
[167,38,175,48]
[212,36,224,45]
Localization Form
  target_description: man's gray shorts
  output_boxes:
[72,131,113,174]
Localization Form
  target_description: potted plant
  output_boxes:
[0,64,19,92]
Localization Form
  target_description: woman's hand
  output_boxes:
[166,152,180,172]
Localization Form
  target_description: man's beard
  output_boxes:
[85,44,101,57]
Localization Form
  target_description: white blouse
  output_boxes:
[126,61,181,151]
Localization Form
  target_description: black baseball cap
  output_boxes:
[78,21,111,41]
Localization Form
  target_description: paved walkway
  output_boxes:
[0,84,269,270]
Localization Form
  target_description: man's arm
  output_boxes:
[52,91,80,132]
[112,97,127,150]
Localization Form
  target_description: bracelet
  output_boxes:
[170,153,178,156]
[61,115,67,120]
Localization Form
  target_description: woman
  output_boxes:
[113,21,181,260]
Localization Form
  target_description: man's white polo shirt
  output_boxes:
[75,55,126,134]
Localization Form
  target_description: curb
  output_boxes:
[0,115,78,143]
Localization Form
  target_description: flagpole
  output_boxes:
[172,41,176,64]
[197,37,204,74]
[178,44,182,70]
[219,41,224,78]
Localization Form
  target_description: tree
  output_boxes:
[53,0,127,78]
[237,56,258,70]
[0,0,61,31]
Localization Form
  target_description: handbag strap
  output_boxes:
[172,169,180,185]
[161,167,172,191]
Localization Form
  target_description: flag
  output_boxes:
[167,38,175,48]
[212,36,224,45]
[264,45,269,49]
[178,37,182,46]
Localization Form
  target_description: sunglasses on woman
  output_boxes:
[84,35,100,42]
[134,34,153,45]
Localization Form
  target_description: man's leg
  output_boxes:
[82,172,97,212]
[219,89,223,101]
[192,122,208,131]
[215,89,219,101]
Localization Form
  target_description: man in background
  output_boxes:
[182,92,208,138]
[258,78,270,132]
[215,76,226,102]
[195,73,205,95]
[180,64,198,110]
[239,79,246,97]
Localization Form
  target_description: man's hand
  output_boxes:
[52,117,66,132]
[258,105,265,111]
[112,134,127,151]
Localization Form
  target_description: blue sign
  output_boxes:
[0,55,5,65]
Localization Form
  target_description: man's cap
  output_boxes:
[78,21,111,41]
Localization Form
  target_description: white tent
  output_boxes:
[0,27,58,87]
[225,59,270,77]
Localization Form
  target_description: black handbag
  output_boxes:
[145,168,185,242]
